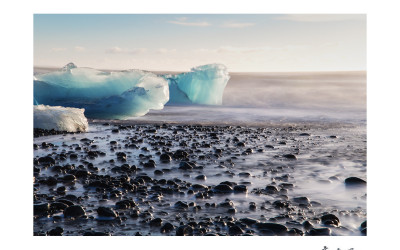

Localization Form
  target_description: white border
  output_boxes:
[1,0,399,249]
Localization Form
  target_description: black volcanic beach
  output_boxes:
[33,120,366,236]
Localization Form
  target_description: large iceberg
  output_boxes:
[164,64,230,105]
[34,105,89,132]
[34,63,169,119]
[34,63,230,119]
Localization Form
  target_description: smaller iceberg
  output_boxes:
[34,105,89,132]
[165,64,230,105]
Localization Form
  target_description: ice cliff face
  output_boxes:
[165,64,230,105]
[34,63,230,119]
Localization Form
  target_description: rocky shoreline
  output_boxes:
[33,122,366,236]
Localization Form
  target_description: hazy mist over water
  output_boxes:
[135,71,366,125]
[223,71,366,110]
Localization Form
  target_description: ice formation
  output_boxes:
[34,105,89,132]
[34,63,170,119]
[165,64,230,105]
[34,63,230,119]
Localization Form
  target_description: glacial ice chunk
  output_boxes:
[34,63,169,119]
[34,105,89,132]
[165,64,230,105]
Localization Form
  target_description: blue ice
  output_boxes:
[34,63,230,119]
[34,63,169,119]
[165,64,230,105]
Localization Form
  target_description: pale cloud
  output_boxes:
[50,48,66,52]
[106,46,147,54]
[195,46,272,54]
[75,46,85,52]
[221,22,256,28]
[156,48,177,54]
[168,17,211,27]
[277,14,365,22]
[217,46,268,54]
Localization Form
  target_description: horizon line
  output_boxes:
[33,65,366,74]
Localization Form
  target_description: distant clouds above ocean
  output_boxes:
[35,14,365,72]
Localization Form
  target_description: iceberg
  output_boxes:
[34,63,230,119]
[34,63,169,119]
[164,64,230,105]
[34,105,89,132]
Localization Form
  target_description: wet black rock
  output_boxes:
[160,153,172,163]
[240,218,259,226]
[161,223,175,233]
[38,156,55,165]
[149,218,163,227]
[238,172,251,177]
[361,220,366,228]
[302,220,313,230]
[229,225,244,235]
[83,231,110,236]
[360,220,367,235]
[300,133,311,136]
[191,184,208,191]
[34,203,50,216]
[283,154,297,160]
[287,228,304,236]
[63,205,86,218]
[50,202,69,211]
[265,185,279,194]
[154,170,164,175]
[321,214,340,226]
[195,175,206,180]
[173,150,189,159]
[115,200,136,209]
[179,161,195,170]
[233,185,248,193]
[345,177,366,186]
[308,228,331,236]
[272,200,289,209]
[47,227,63,236]
[227,208,236,214]
[174,201,189,210]
[213,184,233,193]
[74,170,91,178]
[176,225,193,236]
[254,223,288,235]
[293,197,310,205]
[144,161,156,168]
[56,186,66,194]
[46,177,58,186]
[97,207,118,218]
[63,174,76,182]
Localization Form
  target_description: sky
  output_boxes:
[34,14,366,72]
